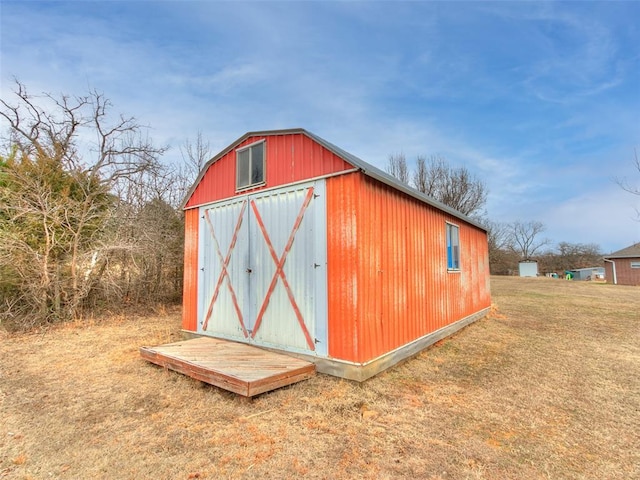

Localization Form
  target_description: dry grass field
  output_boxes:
[1,277,638,480]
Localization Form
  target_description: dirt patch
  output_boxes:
[1,278,638,479]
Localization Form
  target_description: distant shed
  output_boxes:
[519,260,538,277]
[569,267,605,281]
[180,129,491,381]
[603,243,640,286]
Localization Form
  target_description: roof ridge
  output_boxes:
[604,242,640,258]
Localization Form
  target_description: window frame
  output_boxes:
[631,261,640,269]
[446,222,461,272]
[236,140,266,191]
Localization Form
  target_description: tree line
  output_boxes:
[0,82,207,329]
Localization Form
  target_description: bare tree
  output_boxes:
[386,152,410,184]
[413,155,487,217]
[506,220,551,260]
[389,152,488,217]
[616,149,640,220]
[479,219,513,273]
[97,131,212,309]
[616,149,640,196]
[175,131,212,206]
[412,155,430,194]
[0,81,166,326]
[540,242,602,272]
[181,130,210,176]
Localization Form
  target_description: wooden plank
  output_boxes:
[140,337,315,397]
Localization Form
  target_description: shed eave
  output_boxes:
[303,131,487,232]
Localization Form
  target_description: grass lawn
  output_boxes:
[1,277,638,479]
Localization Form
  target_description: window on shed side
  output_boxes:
[236,141,265,190]
[446,222,460,270]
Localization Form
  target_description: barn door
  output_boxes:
[198,181,327,356]
[198,197,250,342]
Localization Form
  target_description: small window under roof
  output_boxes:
[236,141,265,190]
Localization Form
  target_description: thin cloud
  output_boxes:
[165,62,273,94]
[1,1,638,254]
[544,185,640,251]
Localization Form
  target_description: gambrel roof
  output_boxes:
[182,128,486,231]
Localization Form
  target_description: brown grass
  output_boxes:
[1,277,638,479]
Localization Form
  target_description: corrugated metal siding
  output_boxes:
[326,173,491,364]
[182,208,199,331]
[183,130,491,367]
[199,197,250,340]
[193,180,329,355]
[184,133,352,209]
[326,173,361,361]
[248,183,327,354]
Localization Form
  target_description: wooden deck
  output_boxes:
[140,337,315,397]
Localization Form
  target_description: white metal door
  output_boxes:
[198,197,250,342]
[198,181,327,355]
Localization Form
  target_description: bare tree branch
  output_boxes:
[387,152,410,185]
[410,155,488,217]
[506,220,551,260]
[0,81,176,326]
[616,148,640,196]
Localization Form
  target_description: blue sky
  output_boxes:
[1,0,639,253]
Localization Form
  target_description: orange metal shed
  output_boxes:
[182,129,491,381]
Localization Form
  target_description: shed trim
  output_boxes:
[182,128,486,232]
[186,167,359,210]
[180,306,490,382]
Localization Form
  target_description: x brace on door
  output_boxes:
[202,200,248,336]
[250,187,316,351]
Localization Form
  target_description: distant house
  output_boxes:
[603,243,640,286]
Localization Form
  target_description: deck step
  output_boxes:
[140,337,315,397]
